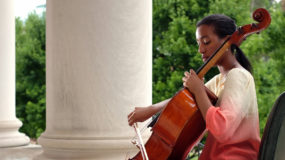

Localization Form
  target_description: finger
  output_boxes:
[127,111,134,118]
[184,82,190,88]
[184,71,190,77]
[128,115,135,126]
[129,112,135,121]
[128,114,132,122]
[190,69,197,75]
[128,119,134,126]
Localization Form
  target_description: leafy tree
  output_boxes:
[153,0,213,103]
[16,12,46,138]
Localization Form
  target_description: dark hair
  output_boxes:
[196,14,252,73]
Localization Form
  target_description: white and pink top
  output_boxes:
[199,68,260,160]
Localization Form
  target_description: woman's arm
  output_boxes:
[182,69,212,120]
[184,68,255,142]
[128,98,170,126]
[192,88,212,120]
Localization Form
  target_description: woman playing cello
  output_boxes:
[128,14,261,159]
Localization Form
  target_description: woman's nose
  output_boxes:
[198,44,206,54]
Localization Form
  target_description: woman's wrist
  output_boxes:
[194,88,212,120]
[148,105,160,115]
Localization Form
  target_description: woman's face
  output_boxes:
[196,25,226,62]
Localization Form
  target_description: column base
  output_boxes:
[35,148,138,160]
[36,135,140,160]
[0,119,30,147]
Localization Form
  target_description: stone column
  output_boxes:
[0,0,30,147]
[37,0,152,159]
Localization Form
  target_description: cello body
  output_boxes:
[131,88,217,160]
[130,8,271,160]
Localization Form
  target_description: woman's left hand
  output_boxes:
[182,69,205,96]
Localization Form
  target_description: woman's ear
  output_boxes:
[221,35,231,45]
[224,35,231,40]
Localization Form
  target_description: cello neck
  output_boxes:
[196,8,271,79]
[196,37,231,79]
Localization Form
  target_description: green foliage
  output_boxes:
[265,5,285,83]
[254,59,281,135]
[153,0,212,103]
[16,12,46,138]
[209,0,252,24]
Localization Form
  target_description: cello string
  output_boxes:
[131,119,152,142]
[140,119,152,133]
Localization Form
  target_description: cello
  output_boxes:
[130,8,271,160]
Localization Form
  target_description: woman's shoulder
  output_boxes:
[225,67,255,88]
[227,67,253,81]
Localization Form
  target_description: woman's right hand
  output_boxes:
[128,106,154,126]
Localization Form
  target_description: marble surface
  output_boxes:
[0,144,42,160]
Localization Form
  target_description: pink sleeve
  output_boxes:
[205,69,255,143]
[206,105,241,143]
